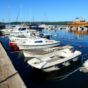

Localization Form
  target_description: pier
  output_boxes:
[0,43,26,88]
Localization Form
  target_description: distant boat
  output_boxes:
[1,28,13,35]
[1,24,30,35]
[27,45,81,72]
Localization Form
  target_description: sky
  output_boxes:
[0,0,88,22]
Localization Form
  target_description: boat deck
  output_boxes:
[23,45,72,57]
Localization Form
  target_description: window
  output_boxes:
[35,41,43,43]
[19,28,26,31]
[59,56,64,59]
[70,48,75,52]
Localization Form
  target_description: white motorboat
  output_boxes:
[82,60,88,69]
[10,29,39,38]
[1,24,31,35]
[27,45,82,72]
[1,28,13,35]
[9,36,61,50]
[22,46,62,59]
[80,59,88,73]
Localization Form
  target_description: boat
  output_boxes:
[9,36,61,50]
[1,24,31,35]
[80,59,88,73]
[22,46,63,61]
[10,29,39,38]
[27,45,81,72]
[1,28,13,35]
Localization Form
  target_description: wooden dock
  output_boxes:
[0,43,26,88]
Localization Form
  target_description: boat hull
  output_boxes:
[28,55,81,72]
[18,42,60,50]
[42,56,80,72]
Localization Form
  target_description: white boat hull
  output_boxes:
[43,56,80,72]
[18,42,60,50]
[28,56,80,72]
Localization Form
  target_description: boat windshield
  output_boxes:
[18,28,27,31]
[70,48,75,52]
[17,35,27,38]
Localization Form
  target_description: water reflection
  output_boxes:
[69,30,88,35]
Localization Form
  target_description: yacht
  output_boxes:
[9,36,61,50]
[1,25,30,35]
[10,29,39,38]
[27,45,82,72]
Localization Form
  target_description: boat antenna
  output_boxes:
[16,2,22,24]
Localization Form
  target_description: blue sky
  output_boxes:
[0,0,88,22]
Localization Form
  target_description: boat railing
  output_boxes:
[45,45,72,53]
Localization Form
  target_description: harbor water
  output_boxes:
[0,29,88,88]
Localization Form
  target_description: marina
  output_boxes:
[0,0,88,87]
[0,24,88,88]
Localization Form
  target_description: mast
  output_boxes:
[16,2,22,24]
